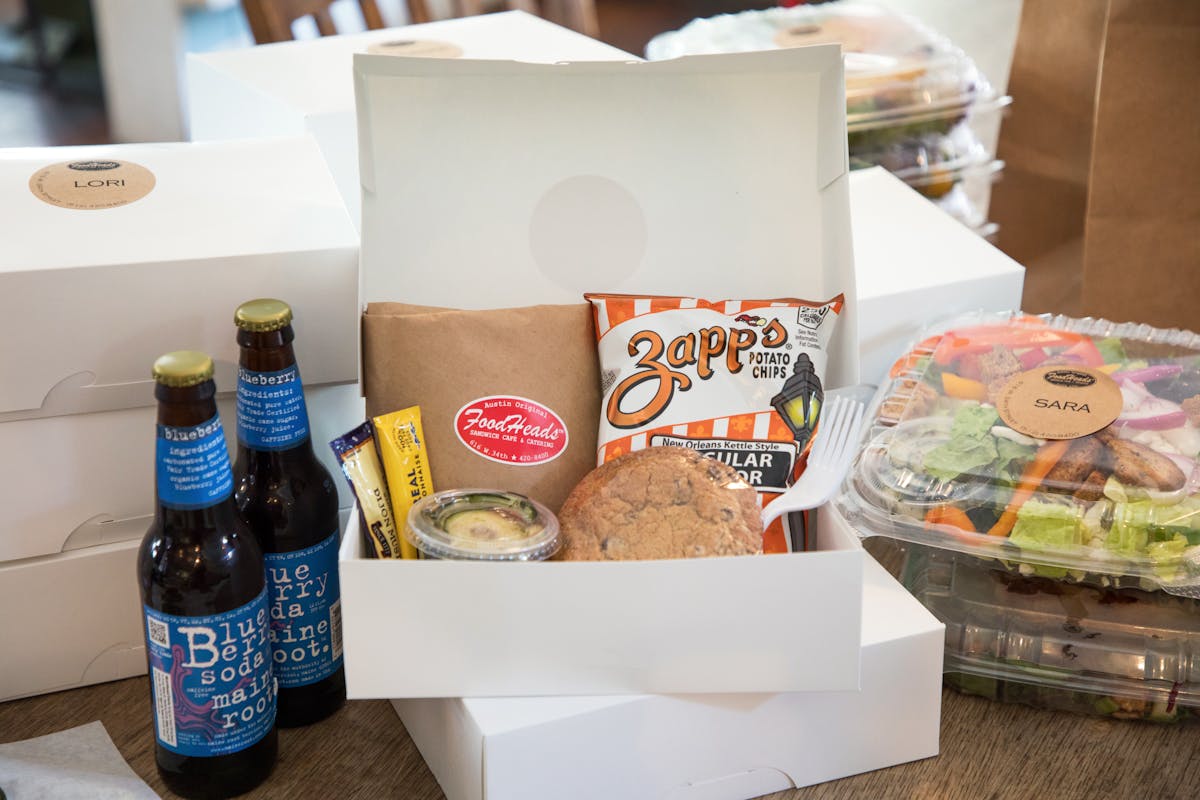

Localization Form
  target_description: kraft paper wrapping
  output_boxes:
[992,0,1199,329]
[362,303,601,513]
[989,0,1108,317]
[1081,0,1200,331]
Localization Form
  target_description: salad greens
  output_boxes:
[1010,500,1086,551]
[922,404,1035,483]
[852,314,1200,593]
[1095,336,1127,364]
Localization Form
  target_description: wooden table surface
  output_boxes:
[1,677,1196,800]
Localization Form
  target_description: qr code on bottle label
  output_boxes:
[148,617,169,648]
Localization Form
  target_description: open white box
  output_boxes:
[339,504,862,697]
[339,46,861,698]
[393,510,944,800]
[187,11,633,226]
[354,47,856,385]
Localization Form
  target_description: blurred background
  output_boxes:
[1,0,1193,329]
[0,1,1016,148]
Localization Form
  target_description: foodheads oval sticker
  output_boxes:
[996,366,1123,440]
[454,396,568,466]
[29,159,156,210]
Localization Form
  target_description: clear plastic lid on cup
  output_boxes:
[405,489,561,561]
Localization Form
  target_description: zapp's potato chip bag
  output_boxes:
[585,293,845,553]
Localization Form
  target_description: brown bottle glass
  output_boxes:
[138,351,277,799]
[232,300,346,728]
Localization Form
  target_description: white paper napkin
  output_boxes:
[0,721,159,800]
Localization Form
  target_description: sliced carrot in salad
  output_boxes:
[987,439,1072,537]
[925,506,976,542]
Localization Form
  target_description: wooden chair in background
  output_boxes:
[242,0,386,43]
[407,1,598,38]
[242,0,598,43]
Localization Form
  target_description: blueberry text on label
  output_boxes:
[264,531,343,687]
[236,365,311,451]
[156,415,233,510]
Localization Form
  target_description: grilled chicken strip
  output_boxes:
[1073,469,1109,502]
[1096,428,1187,492]
[1043,437,1105,494]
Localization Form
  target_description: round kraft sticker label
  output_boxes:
[29,159,156,210]
[774,23,832,49]
[454,395,569,466]
[773,19,870,52]
[364,39,464,58]
[995,366,1124,440]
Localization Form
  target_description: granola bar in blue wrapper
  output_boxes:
[330,421,401,558]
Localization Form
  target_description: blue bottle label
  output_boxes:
[265,530,343,687]
[236,365,310,451]
[156,415,233,510]
[144,589,275,757]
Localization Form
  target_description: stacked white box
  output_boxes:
[0,137,361,700]
[393,512,944,800]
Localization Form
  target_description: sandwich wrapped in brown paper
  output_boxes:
[362,302,601,513]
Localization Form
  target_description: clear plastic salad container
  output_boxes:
[846,98,1009,157]
[930,183,988,229]
[889,539,1199,724]
[848,119,990,179]
[972,221,1000,244]
[900,158,1002,201]
[644,2,1007,147]
[837,312,1200,596]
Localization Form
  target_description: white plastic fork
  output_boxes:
[761,394,867,534]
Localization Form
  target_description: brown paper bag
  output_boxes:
[362,302,601,513]
[991,0,1199,330]
[1081,0,1199,329]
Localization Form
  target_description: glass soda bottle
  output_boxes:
[232,299,346,727]
[138,350,277,799]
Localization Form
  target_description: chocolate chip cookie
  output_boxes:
[558,446,763,560]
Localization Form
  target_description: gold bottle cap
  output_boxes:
[152,351,214,387]
[234,298,293,332]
